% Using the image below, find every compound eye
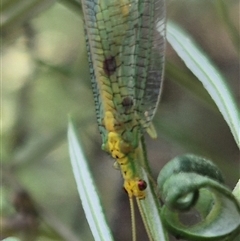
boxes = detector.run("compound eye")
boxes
[138,180,147,191]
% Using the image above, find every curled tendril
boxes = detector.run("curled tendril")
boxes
[157,154,240,241]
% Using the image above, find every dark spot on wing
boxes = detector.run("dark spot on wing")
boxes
[122,96,133,113]
[103,56,116,76]
[122,96,133,107]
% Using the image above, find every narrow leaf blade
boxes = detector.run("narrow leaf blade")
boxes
[137,169,168,241]
[167,21,240,148]
[68,120,114,241]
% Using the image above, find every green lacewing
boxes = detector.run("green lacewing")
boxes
[82,0,165,199]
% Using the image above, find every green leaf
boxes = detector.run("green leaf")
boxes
[167,21,240,148]
[233,179,240,204]
[68,119,114,241]
[2,238,21,241]
[158,154,240,241]
[137,169,168,241]
[131,137,169,241]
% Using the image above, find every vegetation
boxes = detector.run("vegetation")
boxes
[2,0,239,240]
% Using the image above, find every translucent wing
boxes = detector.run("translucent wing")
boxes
[82,0,166,135]
[134,0,166,128]
[85,35,106,141]
[82,0,133,129]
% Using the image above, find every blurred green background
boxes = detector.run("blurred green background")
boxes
[1,0,239,240]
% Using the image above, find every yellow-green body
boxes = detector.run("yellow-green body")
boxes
[103,110,145,198]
